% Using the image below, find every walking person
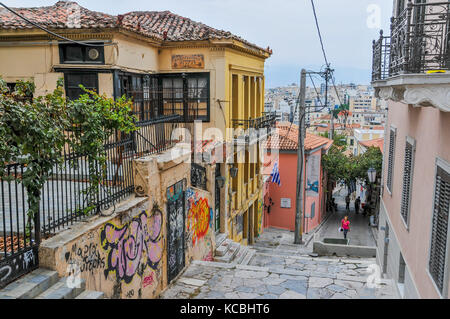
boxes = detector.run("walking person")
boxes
[341,216,350,240]
[345,194,350,212]
[355,196,361,214]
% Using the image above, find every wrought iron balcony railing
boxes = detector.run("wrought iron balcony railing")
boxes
[232,112,277,131]
[372,1,450,82]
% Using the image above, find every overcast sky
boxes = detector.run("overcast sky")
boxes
[4,0,393,88]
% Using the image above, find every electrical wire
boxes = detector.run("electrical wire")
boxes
[0,2,116,47]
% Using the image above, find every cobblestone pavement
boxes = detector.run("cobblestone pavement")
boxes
[160,229,397,299]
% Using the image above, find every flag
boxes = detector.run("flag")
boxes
[271,162,281,186]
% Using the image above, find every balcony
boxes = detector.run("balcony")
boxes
[371,1,450,111]
[232,112,277,145]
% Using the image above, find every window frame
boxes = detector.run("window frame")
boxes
[59,43,105,65]
[63,71,99,101]
[427,157,450,298]
[158,72,211,123]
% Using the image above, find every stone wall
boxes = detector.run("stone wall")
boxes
[38,144,216,299]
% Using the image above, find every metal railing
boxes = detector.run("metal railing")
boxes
[372,30,391,81]
[232,112,277,131]
[0,114,181,288]
[372,1,450,81]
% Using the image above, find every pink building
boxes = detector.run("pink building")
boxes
[372,0,450,299]
[262,123,333,234]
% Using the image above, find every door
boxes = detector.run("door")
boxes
[167,181,185,283]
[215,165,221,233]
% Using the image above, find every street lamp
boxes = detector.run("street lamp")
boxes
[367,167,377,184]
[230,166,239,179]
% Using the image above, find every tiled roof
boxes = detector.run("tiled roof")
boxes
[0,1,116,30]
[0,1,269,53]
[265,122,333,151]
[359,137,384,153]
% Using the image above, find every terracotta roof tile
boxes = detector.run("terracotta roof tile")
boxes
[0,1,117,30]
[265,122,333,151]
[0,1,269,53]
[359,137,384,153]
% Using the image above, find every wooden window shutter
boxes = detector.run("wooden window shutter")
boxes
[387,128,397,193]
[429,164,450,294]
[400,139,415,225]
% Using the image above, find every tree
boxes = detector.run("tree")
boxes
[0,77,136,233]
[322,145,383,188]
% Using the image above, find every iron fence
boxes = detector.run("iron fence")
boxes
[372,1,450,80]
[0,114,181,288]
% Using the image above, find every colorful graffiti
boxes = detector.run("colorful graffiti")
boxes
[100,206,164,284]
[257,199,263,236]
[187,197,211,247]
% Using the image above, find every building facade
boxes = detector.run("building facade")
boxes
[372,0,450,299]
[0,1,272,297]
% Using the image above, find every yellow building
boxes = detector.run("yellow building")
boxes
[0,2,271,248]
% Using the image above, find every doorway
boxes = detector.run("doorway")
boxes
[167,181,185,283]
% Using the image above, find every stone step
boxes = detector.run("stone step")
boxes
[0,268,59,299]
[214,242,240,263]
[215,233,228,248]
[216,238,234,257]
[75,290,105,299]
[241,248,256,266]
[35,277,86,299]
[234,245,249,265]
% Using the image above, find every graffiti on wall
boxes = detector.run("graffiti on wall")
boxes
[257,199,263,236]
[64,242,105,274]
[186,188,211,247]
[100,205,164,284]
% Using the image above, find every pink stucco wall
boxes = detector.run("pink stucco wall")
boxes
[264,149,326,233]
[383,101,450,298]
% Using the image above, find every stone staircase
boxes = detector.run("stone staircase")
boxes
[213,234,256,266]
[0,268,104,299]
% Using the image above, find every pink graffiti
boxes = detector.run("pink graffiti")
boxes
[101,207,163,284]
[143,273,154,288]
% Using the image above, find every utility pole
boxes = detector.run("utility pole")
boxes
[325,66,334,140]
[295,69,306,245]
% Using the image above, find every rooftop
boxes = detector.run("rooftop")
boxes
[265,122,333,151]
[0,1,270,54]
[359,137,384,154]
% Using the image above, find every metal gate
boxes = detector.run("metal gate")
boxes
[167,181,185,283]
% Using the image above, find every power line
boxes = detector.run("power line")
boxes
[0,2,116,47]
[310,0,329,68]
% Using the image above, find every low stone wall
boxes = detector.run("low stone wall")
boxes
[313,241,377,258]
[38,144,217,299]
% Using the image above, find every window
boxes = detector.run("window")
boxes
[386,127,397,193]
[400,138,416,226]
[59,43,105,64]
[119,73,161,122]
[161,73,210,122]
[429,159,450,296]
[64,72,98,100]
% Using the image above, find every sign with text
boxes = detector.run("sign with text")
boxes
[280,198,291,209]
[172,54,205,69]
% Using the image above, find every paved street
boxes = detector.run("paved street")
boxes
[316,190,376,247]
[161,228,396,299]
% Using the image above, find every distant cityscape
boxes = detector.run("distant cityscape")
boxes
[265,83,387,156]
